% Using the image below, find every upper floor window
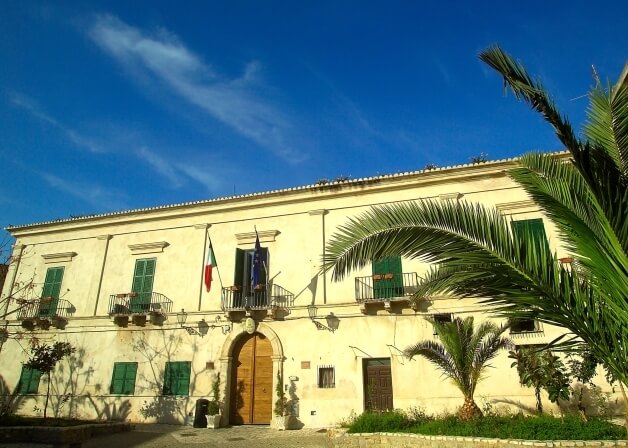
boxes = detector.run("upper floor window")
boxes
[511,218,550,254]
[130,258,156,313]
[39,267,64,317]
[372,256,403,299]
[510,318,541,334]
[233,247,268,297]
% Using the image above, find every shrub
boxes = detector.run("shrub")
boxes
[347,412,626,440]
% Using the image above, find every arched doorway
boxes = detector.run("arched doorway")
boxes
[229,332,273,424]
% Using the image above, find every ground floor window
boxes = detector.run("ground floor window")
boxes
[110,362,138,395]
[18,366,41,394]
[317,365,335,388]
[163,361,191,396]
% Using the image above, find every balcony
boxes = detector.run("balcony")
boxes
[18,298,74,329]
[108,292,173,326]
[221,283,294,319]
[355,272,419,313]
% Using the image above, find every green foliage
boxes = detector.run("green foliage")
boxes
[323,46,628,388]
[273,371,287,417]
[347,412,626,440]
[207,372,220,415]
[404,317,511,419]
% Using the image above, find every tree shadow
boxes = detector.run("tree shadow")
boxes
[0,374,26,419]
[287,379,304,429]
[132,330,207,424]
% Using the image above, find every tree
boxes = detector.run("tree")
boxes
[24,341,75,418]
[509,348,570,415]
[404,316,511,420]
[323,47,627,393]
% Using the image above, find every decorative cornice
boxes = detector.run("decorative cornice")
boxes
[128,241,169,255]
[42,252,77,263]
[308,209,329,216]
[193,224,212,230]
[496,200,537,213]
[438,192,463,201]
[235,230,280,245]
[96,234,113,241]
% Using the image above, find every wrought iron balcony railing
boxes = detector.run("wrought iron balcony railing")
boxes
[221,283,295,312]
[355,272,419,302]
[108,292,173,316]
[17,298,73,321]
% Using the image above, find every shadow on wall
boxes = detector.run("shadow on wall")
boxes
[133,330,208,424]
[0,374,26,419]
[288,379,304,429]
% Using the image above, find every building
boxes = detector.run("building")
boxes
[0,156,614,427]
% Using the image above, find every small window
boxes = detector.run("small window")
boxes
[18,366,41,394]
[110,362,138,395]
[510,319,540,334]
[163,361,191,396]
[318,365,335,388]
[432,313,453,336]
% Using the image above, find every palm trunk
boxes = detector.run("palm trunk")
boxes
[619,382,628,435]
[458,396,483,421]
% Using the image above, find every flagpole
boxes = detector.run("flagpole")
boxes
[209,234,224,290]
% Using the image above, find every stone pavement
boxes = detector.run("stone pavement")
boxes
[82,423,329,448]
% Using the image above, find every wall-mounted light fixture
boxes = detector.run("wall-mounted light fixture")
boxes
[177,309,232,336]
[307,305,340,332]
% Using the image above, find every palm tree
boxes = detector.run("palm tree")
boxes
[323,47,627,392]
[405,317,511,420]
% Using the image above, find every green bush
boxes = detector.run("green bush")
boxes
[347,412,626,440]
[347,410,412,433]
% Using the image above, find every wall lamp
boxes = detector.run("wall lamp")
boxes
[176,309,232,336]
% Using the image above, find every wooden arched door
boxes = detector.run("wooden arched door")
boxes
[229,332,273,424]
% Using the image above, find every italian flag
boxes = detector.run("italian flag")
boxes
[204,241,216,292]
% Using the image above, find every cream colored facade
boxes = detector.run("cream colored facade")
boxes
[0,157,616,427]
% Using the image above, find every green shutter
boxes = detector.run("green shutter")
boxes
[163,361,191,396]
[130,259,156,312]
[39,267,64,316]
[110,362,137,395]
[512,219,550,255]
[18,366,41,394]
[372,256,403,299]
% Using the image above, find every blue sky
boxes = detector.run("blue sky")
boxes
[1,1,627,238]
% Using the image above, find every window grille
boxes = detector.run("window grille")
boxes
[432,313,453,336]
[318,365,335,388]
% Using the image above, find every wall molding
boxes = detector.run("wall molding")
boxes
[128,241,169,255]
[42,252,77,263]
[235,230,280,245]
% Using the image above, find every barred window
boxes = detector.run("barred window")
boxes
[318,365,335,388]
[433,313,453,336]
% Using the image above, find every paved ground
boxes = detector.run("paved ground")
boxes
[82,424,329,448]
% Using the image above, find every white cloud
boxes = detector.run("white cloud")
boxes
[176,162,223,192]
[9,92,104,153]
[41,173,128,211]
[89,14,306,163]
[136,146,184,188]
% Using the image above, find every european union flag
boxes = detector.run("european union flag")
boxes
[251,231,263,289]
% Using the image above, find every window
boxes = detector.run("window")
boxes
[39,267,64,317]
[510,318,541,334]
[18,366,41,394]
[130,259,156,312]
[317,365,335,388]
[372,256,403,299]
[233,248,269,307]
[432,313,453,336]
[511,219,550,254]
[110,362,138,395]
[163,361,191,396]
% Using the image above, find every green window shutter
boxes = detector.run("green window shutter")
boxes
[18,366,41,394]
[163,361,191,396]
[512,219,550,255]
[372,256,403,299]
[131,259,156,312]
[40,267,64,316]
[110,362,138,395]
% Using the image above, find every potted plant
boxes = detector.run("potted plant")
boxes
[206,372,221,428]
[272,371,291,430]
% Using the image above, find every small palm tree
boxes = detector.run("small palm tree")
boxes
[404,316,511,420]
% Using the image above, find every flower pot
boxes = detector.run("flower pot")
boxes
[206,414,221,429]
[271,415,291,430]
